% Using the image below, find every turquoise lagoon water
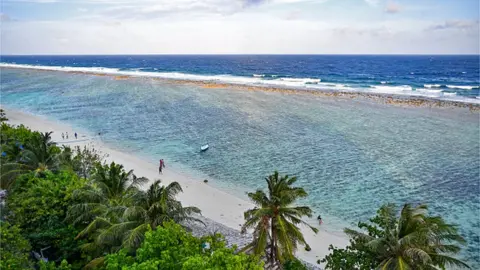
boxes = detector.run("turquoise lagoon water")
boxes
[1,68,479,266]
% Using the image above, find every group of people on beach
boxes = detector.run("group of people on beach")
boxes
[61,132,78,140]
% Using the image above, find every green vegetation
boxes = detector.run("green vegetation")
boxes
[7,171,87,266]
[0,221,32,269]
[103,222,263,270]
[0,113,471,269]
[322,203,470,269]
[241,171,318,266]
[0,119,262,269]
[67,162,203,267]
[0,109,7,122]
[283,258,308,270]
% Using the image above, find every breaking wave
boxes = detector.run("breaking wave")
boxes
[1,63,479,104]
[446,85,479,90]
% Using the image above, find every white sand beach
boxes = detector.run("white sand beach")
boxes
[3,107,349,267]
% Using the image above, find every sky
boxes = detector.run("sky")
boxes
[0,0,479,55]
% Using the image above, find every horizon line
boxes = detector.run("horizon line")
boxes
[1,53,479,57]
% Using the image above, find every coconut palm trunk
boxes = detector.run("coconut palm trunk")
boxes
[270,217,276,264]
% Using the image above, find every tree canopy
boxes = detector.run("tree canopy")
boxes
[103,221,264,270]
[322,203,470,270]
[241,171,318,266]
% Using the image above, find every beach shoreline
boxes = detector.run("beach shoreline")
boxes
[2,106,349,267]
[1,65,479,110]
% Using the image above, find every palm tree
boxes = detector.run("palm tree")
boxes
[25,131,57,164]
[241,171,318,266]
[68,164,202,268]
[91,162,147,200]
[1,132,59,189]
[345,204,470,270]
[67,162,147,227]
[91,180,202,252]
[66,162,148,267]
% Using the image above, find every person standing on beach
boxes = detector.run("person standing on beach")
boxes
[75,132,78,139]
[317,215,323,225]
[61,133,65,140]
[66,132,69,139]
[159,159,165,174]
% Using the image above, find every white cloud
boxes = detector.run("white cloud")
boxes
[98,0,247,19]
[385,1,401,14]
[0,13,11,22]
[428,20,479,31]
[364,0,381,7]
[5,0,58,2]
[1,0,478,55]
[2,17,478,55]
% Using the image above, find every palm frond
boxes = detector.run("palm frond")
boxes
[122,223,149,250]
[403,247,432,265]
[428,253,471,269]
[76,217,112,239]
[84,256,105,270]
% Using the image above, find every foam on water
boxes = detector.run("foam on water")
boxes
[1,62,479,104]
[278,78,321,84]
[424,84,442,88]
[446,85,479,90]
[370,85,413,92]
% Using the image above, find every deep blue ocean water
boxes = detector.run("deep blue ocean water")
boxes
[1,55,479,101]
[1,55,479,266]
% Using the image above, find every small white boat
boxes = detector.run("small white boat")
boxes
[200,144,209,152]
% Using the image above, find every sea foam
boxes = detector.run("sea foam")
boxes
[446,85,479,90]
[1,63,479,104]
[424,84,442,88]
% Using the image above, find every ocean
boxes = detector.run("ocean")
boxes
[1,55,479,102]
[1,55,479,266]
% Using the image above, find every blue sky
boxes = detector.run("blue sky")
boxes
[0,0,478,54]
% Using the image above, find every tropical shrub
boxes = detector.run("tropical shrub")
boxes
[0,221,33,269]
[59,145,105,179]
[38,260,73,270]
[283,258,308,270]
[103,222,264,270]
[0,108,7,122]
[5,170,87,265]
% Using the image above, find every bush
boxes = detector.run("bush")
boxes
[6,171,87,265]
[0,221,32,269]
[38,260,72,270]
[283,258,308,270]
[103,222,264,270]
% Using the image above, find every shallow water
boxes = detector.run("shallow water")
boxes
[1,68,479,266]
